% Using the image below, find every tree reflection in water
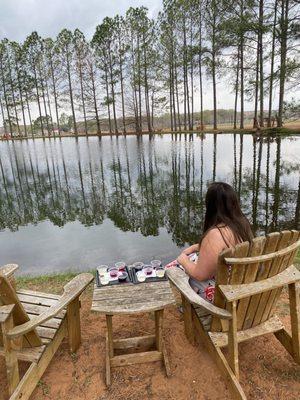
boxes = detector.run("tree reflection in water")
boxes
[0,134,299,246]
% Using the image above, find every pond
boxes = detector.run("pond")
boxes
[0,133,299,275]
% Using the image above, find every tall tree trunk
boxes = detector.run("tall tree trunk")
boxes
[66,50,77,135]
[78,58,88,135]
[174,59,181,131]
[104,64,112,134]
[90,65,101,134]
[233,47,240,130]
[49,57,60,135]
[33,64,44,136]
[259,0,264,127]
[15,60,27,137]
[108,49,118,134]
[118,34,126,133]
[0,59,13,135]
[7,54,21,136]
[253,40,260,129]
[268,0,278,127]
[38,62,51,135]
[277,0,289,127]
[24,88,34,138]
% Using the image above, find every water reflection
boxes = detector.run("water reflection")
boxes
[0,134,299,272]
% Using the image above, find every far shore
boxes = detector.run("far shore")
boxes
[1,124,300,142]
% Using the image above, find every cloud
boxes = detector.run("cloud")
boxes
[0,0,161,42]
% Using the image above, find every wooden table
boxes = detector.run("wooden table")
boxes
[91,280,175,386]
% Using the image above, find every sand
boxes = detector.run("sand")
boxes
[1,290,299,400]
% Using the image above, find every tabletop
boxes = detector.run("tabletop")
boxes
[91,280,175,315]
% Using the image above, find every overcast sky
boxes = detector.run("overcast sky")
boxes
[0,0,298,112]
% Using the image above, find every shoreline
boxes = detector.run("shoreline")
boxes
[1,126,300,142]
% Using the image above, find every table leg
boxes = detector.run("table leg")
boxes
[155,309,171,377]
[155,309,163,351]
[106,315,113,386]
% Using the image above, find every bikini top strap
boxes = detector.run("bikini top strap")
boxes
[217,226,231,248]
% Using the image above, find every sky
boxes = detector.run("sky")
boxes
[0,0,298,113]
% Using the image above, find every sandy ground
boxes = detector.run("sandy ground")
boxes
[1,289,300,400]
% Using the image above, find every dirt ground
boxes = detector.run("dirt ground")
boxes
[1,288,300,400]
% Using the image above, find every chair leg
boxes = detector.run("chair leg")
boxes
[192,308,246,400]
[2,313,20,396]
[228,301,239,380]
[288,282,300,363]
[67,297,81,352]
[181,295,195,345]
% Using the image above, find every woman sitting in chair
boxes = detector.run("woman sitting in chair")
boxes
[177,182,253,303]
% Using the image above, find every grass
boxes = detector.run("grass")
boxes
[16,270,95,294]
[295,249,300,266]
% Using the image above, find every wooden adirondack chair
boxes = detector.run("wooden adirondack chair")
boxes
[167,230,300,400]
[0,264,94,400]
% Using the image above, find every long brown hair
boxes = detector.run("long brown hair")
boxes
[201,182,253,244]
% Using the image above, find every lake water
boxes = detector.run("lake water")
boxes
[0,133,299,275]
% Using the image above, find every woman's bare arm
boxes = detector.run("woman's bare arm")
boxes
[177,229,227,281]
[182,243,199,255]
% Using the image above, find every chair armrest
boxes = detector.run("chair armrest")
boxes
[166,268,232,320]
[219,265,300,302]
[0,264,19,278]
[0,305,15,324]
[6,273,94,339]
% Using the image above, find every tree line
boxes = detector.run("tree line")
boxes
[0,0,299,137]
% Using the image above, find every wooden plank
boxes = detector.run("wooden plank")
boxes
[264,231,300,321]
[253,231,292,326]
[9,319,67,400]
[155,309,164,352]
[0,304,15,323]
[27,313,61,330]
[17,293,60,307]
[105,334,111,387]
[91,300,175,315]
[0,345,45,363]
[1,311,20,395]
[17,289,61,300]
[223,242,250,333]
[211,247,233,332]
[219,265,300,301]
[0,264,19,278]
[182,295,195,344]
[242,233,280,329]
[288,281,300,363]
[110,350,163,367]
[192,308,247,400]
[209,315,284,348]
[106,315,113,358]
[36,326,57,340]
[274,329,294,358]
[227,301,239,380]
[0,275,42,347]
[224,237,300,264]
[92,292,174,306]
[236,236,266,330]
[67,297,81,352]
[93,281,169,296]
[8,273,93,339]
[93,287,173,301]
[22,303,65,320]
[113,335,155,350]
[162,343,171,377]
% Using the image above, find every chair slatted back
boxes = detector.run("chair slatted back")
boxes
[0,274,42,347]
[211,230,300,333]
